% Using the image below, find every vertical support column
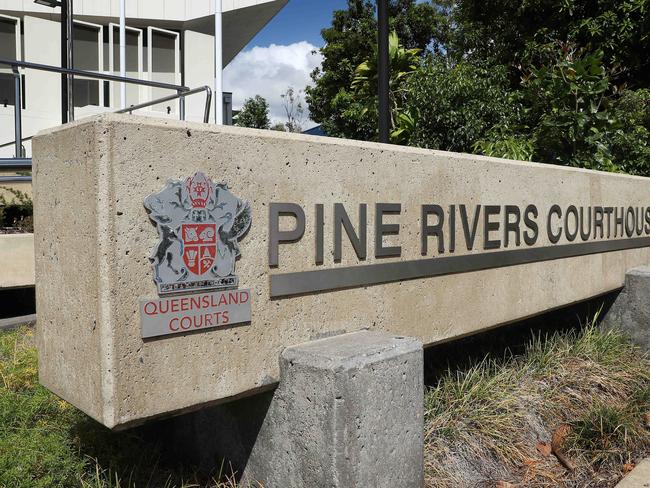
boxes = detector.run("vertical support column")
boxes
[602,266,650,352]
[214,0,223,125]
[66,0,74,122]
[178,90,186,121]
[13,68,22,158]
[60,0,68,123]
[377,0,390,143]
[243,330,424,487]
[119,0,126,109]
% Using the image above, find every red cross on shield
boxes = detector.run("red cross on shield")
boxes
[181,223,217,276]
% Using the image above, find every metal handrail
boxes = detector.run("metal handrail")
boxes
[0,176,31,183]
[0,136,31,150]
[0,58,214,175]
[0,58,189,92]
[116,85,213,124]
[0,158,31,168]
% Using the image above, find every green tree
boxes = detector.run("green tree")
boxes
[519,42,619,171]
[235,95,270,129]
[451,0,650,88]
[351,31,421,142]
[305,0,450,140]
[404,58,524,152]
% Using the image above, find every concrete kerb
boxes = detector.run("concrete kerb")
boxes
[168,329,424,487]
[602,266,650,352]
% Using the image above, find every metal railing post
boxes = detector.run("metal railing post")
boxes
[178,89,186,121]
[203,87,212,124]
[13,67,22,159]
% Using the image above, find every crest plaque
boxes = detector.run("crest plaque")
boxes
[144,171,251,295]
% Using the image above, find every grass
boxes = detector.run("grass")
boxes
[424,321,650,487]
[2,320,648,487]
[0,327,256,488]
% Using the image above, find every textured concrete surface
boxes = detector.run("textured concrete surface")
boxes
[33,114,650,428]
[615,458,650,487]
[0,234,35,289]
[603,267,650,351]
[242,330,423,487]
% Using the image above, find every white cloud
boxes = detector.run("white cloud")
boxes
[224,41,323,129]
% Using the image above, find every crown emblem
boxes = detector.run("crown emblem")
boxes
[186,172,213,209]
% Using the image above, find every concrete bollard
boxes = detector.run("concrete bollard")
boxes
[240,329,424,487]
[602,266,650,352]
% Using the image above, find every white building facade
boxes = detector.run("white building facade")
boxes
[0,0,287,157]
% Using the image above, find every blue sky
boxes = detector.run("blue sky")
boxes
[245,0,349,48]
[224,0,350,127]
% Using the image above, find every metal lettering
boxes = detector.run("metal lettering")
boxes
[504,205,521,248]
[421,205,445,255]
[548,205,562,244]
[460,204,481,250]
[375,203,402,258]
[268,203,305,267]
[483,205,501,250]
[334,203,367,261]
[523,205,538,246]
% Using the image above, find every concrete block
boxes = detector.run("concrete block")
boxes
[615,457,650,487]
[0,234,35,289]
[239,330,424,487]
[603,266,650,351]
[32,115,650,428]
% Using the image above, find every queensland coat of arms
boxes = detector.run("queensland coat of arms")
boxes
[144,171,251,295]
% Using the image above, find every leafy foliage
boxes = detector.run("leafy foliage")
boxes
[234,95,270,130]
[307,0,650,175]
[0,187,33,232]
[404,59,524,152]
[351,31,421,142]
[519,42,620,171]
[305,0,450,140]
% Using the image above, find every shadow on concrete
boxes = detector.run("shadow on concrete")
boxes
[0,286,35,319]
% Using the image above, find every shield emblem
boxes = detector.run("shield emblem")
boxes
[181,223,217,275]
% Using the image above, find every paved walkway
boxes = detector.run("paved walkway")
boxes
[616,458,650,488]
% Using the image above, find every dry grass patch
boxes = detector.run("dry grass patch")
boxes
[424,322,650,488]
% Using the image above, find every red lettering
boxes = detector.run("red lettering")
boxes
[239,290,249,303]
[194,314,204,328]
[202,295,210,308]
[159,300,169,314]
[144,302,157,315]
[228,291,239,304]
[222,310,230,324]
[205,313,214,327]
[218,294,228,306]
[170,299,179,313]
[169,317,179,331]
[180,316,192,330]
[191,296,201,309]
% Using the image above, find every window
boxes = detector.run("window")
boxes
[147,27,180,114]
[108,23,143,108]
[72,21,103,108]
[0,15,21,108]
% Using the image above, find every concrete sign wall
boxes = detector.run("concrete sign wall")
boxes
[33,114,650,429]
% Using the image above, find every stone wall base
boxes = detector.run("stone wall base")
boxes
[602,266,650,352]
[168,330,424,487]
